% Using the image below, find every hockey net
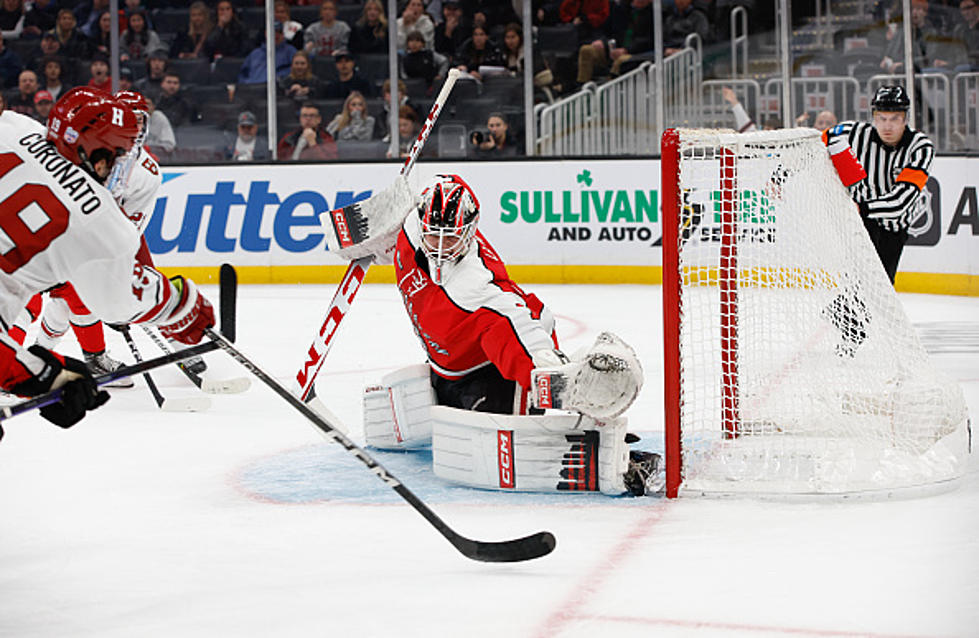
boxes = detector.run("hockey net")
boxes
[661,127,970,498]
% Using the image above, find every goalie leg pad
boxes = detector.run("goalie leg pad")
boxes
[532,332,644,419]
[363,364,436,449]
[430,406,631,495]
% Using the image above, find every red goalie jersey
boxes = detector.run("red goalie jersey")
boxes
[0,111,199,390]
[393,216,559,393]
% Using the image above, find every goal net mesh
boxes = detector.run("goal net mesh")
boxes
[666,127,970,496]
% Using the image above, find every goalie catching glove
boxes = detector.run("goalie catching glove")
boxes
[323,175,420,265]
[530,332,643,419]
[10,345,110,428]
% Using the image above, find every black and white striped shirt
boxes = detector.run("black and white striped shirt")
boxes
[831,121,934,232]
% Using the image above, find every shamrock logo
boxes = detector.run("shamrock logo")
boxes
[576,169,593,187]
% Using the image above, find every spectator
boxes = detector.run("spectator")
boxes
[38,55,68,100]
[350,0,388,54]
[89,10,113,58]
[32,88,53,123]
[397,0,434,50]
[454,24,503,79]
[143,93,176,155]
[279,50,323,103]
[952,0,979,69]
[155,72,198,126]
[23,0,58,38]
[5,68,36,116]
[434,0,467,57]
[721,86,757,132]
[402,29,448,87]
[558,0,609,45]
[225,110,269,161]
[0,0,25,40]
[277,103,339,160]
[0,32,23,89]
[323,49,373,98]
[239,22,297,85]
[135,48,168,99]
[663,0,710,56]
[120,9,161,62]
[275,1,304,50]
[471,111,521,156]
[881,0,963,72]
[326,90,376,141]
[87,56,111,92]
[204,0,248,60]
[75,0,111,39]
[118,65,134,91]
[461,0,519,31]
[374,77,417,139]
[386,103,418,157]
[49,9,91,60]
[601,0,654,77]
[304,0,351,57]
[170,1,212,60]
[796,109,839,130]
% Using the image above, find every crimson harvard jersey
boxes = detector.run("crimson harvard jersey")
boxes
[394,217,558,389]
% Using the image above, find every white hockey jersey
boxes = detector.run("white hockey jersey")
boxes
[115,146,162,233]
[0,111,182,389]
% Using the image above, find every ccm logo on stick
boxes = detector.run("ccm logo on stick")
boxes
[497,430,515,488]
[536,374,552,409]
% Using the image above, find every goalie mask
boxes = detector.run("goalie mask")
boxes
[417,174,480,284]
[47,87,140,185]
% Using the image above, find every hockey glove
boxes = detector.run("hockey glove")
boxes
[10,346,110,428]
[823,126,867,187]
[158,276,215,345]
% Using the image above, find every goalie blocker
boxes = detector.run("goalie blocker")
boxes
[363,359,657,495]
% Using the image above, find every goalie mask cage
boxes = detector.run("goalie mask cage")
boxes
[660,128,970,498]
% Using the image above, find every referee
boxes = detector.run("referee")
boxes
[823,85,935,284]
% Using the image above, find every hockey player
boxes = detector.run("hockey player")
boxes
[0,90,215,441]
[358,174,655,495]
[821,85,934,356]
[822,85,934,284]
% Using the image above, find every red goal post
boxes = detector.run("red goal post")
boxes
[660,127,970,499]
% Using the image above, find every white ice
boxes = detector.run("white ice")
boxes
[1,284,977,638]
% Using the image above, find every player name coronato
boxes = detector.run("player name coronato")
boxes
[18,133,103,214]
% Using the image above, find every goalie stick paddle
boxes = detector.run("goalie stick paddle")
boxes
[205,328,555,563]
[0,340,220,422]
[294,69,463,402]
[119,326,211,412]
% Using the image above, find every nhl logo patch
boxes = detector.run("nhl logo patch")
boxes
[64,127,78,144]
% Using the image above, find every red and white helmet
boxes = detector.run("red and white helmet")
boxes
[46,87,140,181]
[417,174,480,283]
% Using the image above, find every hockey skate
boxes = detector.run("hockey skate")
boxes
[623,450,663,496]
[84,351,135,388]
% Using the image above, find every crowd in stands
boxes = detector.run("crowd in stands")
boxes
[1,0,977,161]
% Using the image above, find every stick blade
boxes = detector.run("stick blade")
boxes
[456,531,556,563]
[200,377,252,395]
[219,263,237,342]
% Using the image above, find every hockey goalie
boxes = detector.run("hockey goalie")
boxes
[336,174,657,495]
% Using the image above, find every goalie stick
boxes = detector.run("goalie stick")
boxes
[119,325,211,412]
[0,340,220,422]
[205,324,555,563]
[294,69,463,402]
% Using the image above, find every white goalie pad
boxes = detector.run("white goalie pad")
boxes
[531,332,644,419]
[362,364,436,449]
[323,176,420,265]
[430,407,631,495]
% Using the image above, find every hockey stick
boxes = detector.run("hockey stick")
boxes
[0,340,220,422]
[140,326,251,395]
[294,69,463,402]
[206,326,555,563]
[119,325,211,412]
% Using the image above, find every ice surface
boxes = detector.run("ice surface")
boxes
[1,284,976,637]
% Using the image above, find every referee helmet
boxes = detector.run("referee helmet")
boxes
[871,85,910,113]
